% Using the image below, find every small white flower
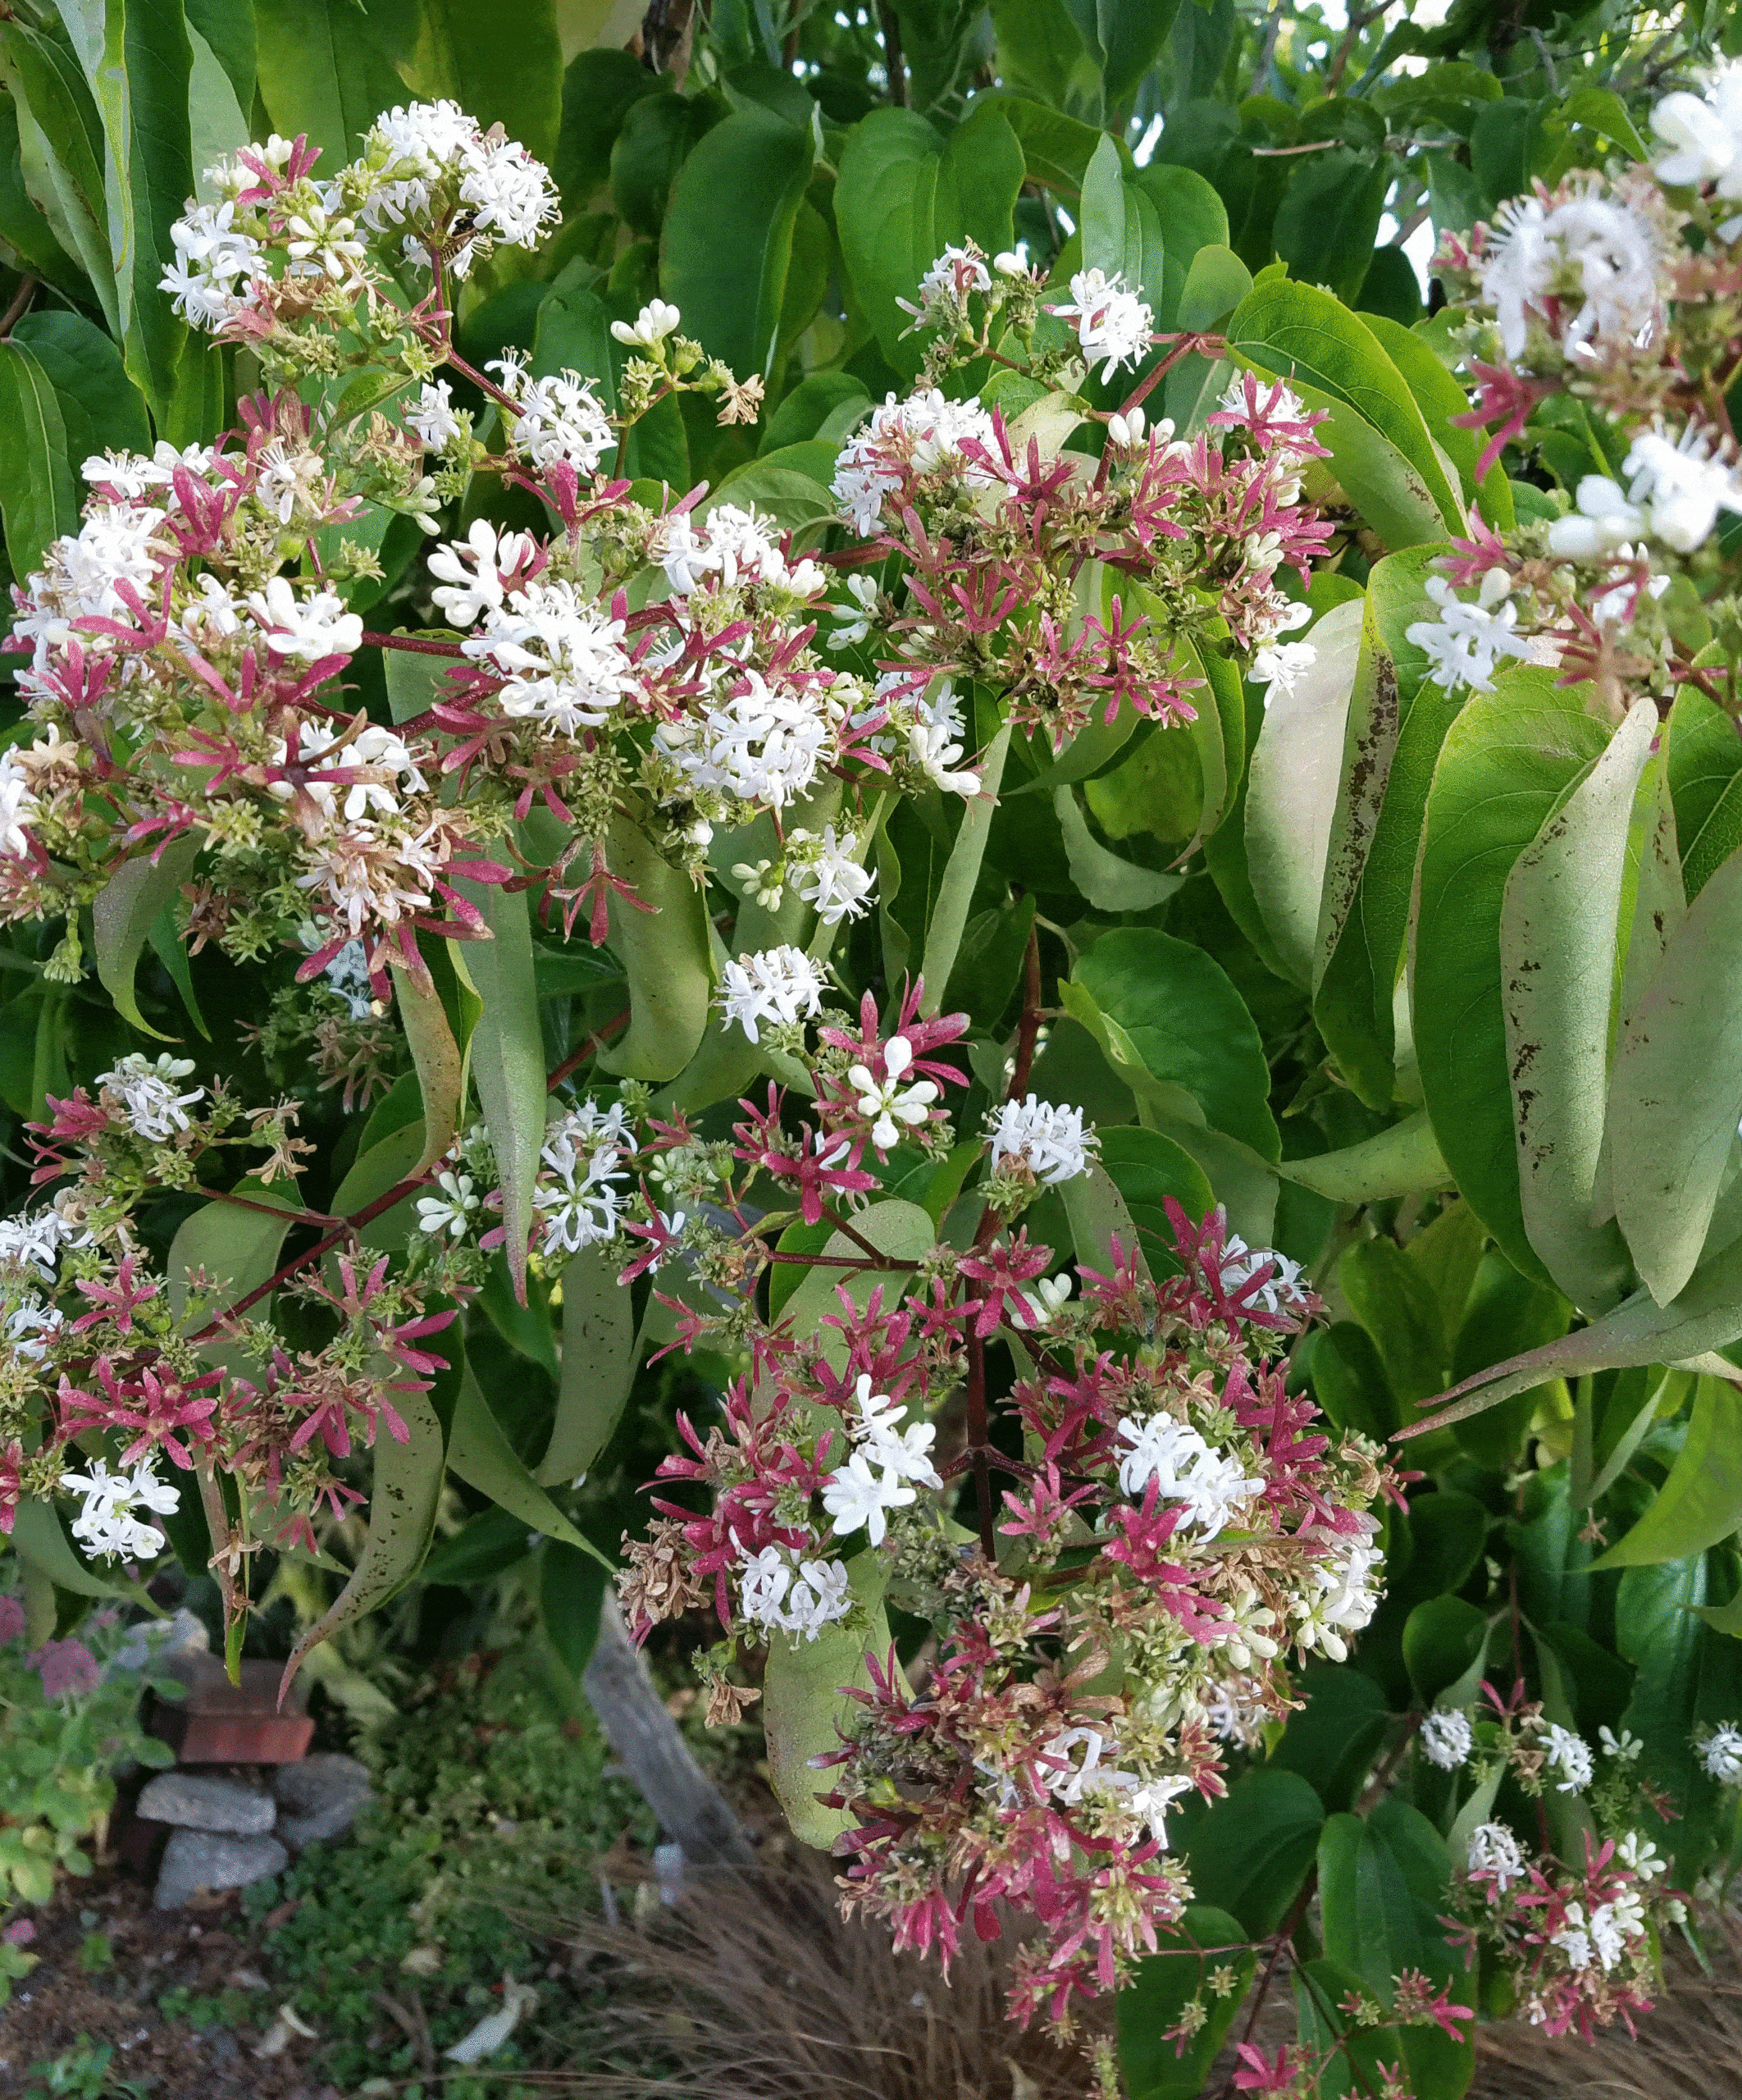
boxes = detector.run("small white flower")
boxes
[1539,1720,1595,1792]
[717,944,828,1045]
[1465,1819,1526,1890]
[1622,420,1742,553]
[987,1095,1097,1185]
[896,243,992,328]
[1218,1234,1311,1318]
[1553,1915,1594,1970]
[407,379,463,451]
[98,1053,205,1142]
[789,825,876,924]
[1251,638,1316,708]
[429,518,538,627]
[993,244,1030,276]
[1698,1719,1742,1783]
[1545,474,1646,559]
[60,1457,178,1561]
[1651,62,1742,218]
[828,573,879,651]
[1616,1828,1666,1879]
[820,1449,917,1546]
[907,719,981,797]
[0,753,41,859]
[1404,571,1534,694]
[1598,1724,1643,1765]
[244,576,364,662]
[1419,1708,1474,1770]
[610,299,682,349]
[1106,406,1147,451]
[1050,267,1154,378]
[831,389,997,536]
[847,1034,939,1152]
[415,1169,481,1240]
[1480,179,1662,363]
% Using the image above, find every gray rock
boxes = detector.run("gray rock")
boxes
[137,1771,275,1835]
[271,1752,372,1848]
[153,1828,287,1911]
[109,1608,209,1676]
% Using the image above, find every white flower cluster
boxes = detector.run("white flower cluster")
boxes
[1217,1234,1311,1318]
[1466,1819,1527,1889]
[270,719,426,829]
[896,241,992,329]
[1051,267,1155,378]
[1548,427,1742,560]
[97,1054,205,1142]
[1113,1411,1262,1536]
[987,1094,1097,1185]
[1420,1707,1475,1770]
[1652,59,1742,240]
[414,1167,481,1241]
[1296,1534,1384,1663]
[1037,1724,1194,1842]
[160,195,267,328]
[735,1543,852,1641]
[660,502,825,601]
[363,100,559,275]
[819,1373,943,1547]
[718,944,829,1044]
[658,669,832,812]
[462,579,634,737]
[831,389,997,536]
[1539,1720,1595,1792]
[1480,178,1662,363]
[59,1457,179,1561]
[489,354,614,475]
[535,1100,637,1257]
[1554,1888,1648,1973]
[1698,1719,1742,1783]
[1405,571,1536,695]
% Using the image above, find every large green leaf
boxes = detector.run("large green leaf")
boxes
[166,1178,302,1326]
[1318,1798,1458,1994]
[1340,1236,1444,1405]
[396,0,562,162]
[1272,148,1389,304]
[1079,130,1165,313]
[1118,1905,1255,2100]
[0,338,79,587]
[763,1550,891,1846]
[450,880,546,1300]
[0,97,88,301]
[254,0,404,162]
[280,1381,447,1697]
[1594,1378,1742,1569]
[92,838,202,1039]
[1225,279,1466,539]
[1500,699,1653,1311]
[595,815,714,1084]
[919,725,1011,1012]
[536,1244,638,1486]
[88,0,196,418]
[11,309,149,466]
[1177,1767,1324,1938]
[1277,1112,1452,1203]
[1071,927,1279,1160]
[1413,678,1608,1285]
[659,105,813,381]
[1610,848,1742,1306]
[1243,598,1365,986]
[392,965,463,1176]
[1294,1953,1474,2100]
[1362,311,1513,530]
[834,102,1024,372]
[0,21,117,332]
[445,1367,613,1571]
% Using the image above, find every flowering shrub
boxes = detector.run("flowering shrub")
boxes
[4,3,1742,2095]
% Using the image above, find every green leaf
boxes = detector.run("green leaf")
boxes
[1340,1236,1445,1405]
[541,1536,608,1678]
[1270,1665,1392,1812]
[659,105,813,381]
[1617,1551,1742,1874]
[421,1505,535,1586]
[835,102,1024,373]
[536,1243,638,1486]
[554,45,660,206]
[11,310,148,468]
[445,1366,614,1572]
[1132,162,1228,326]
[0,339,78,587]
[1667,688,1742,890]
[1177,1767,1324,1938]
[1118,1905,1256,2100]
[449,880,546,1299]
[399,0,563,162]
[1079,131,1165,313]
[1404,1595,1488,1703]
[595,814,714,1084]
[1053,783,1181,911]
[392,966,463,1176]
[1097,1125,1215,1258]
[763,1551,891,1845]
[1090,0,1185,102]
[1501,699,1654,1311]
[280,1377,448,1695]
[1072,933,1279,1162]
[978,91,1101,194]
[1273,148,1389,304]
[1062,1157,1153,1280]
[1362,313,1512,530]
[1225,278,1466,539]
[0,97,89,301]
[1414,677,1609,1286]
[1560,83,1649,162]
[166,1178,301,1326]
[777,1199,935,1369]
[0,22,117,332]
[1594,1378,1742,1569]
[1317,1798,1458,1994]
[185,0,253,108]
[1243,598,1365,986]
[9,1496,154,1604]
[89,0,196,419]
[254,0,404,162]
[1276,1112,1452,1203]
[1293,1953,1474,2100]
[919,725,1010,1014]
[1610,848,1742,1306]
[92,838,202,1039]
[186,20,249,203]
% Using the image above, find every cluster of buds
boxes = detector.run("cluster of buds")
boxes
[1415,58,1742,721]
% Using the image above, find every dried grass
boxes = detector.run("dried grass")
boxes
[513,1854,1103,2099]
[1471,1913,1742,2100]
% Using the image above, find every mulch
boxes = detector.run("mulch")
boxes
[0,1860,331,2099]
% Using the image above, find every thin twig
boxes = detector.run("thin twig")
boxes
[878,0,908,106]
[0,275,39,339]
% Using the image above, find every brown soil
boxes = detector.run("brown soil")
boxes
[0,1861,331,2100]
